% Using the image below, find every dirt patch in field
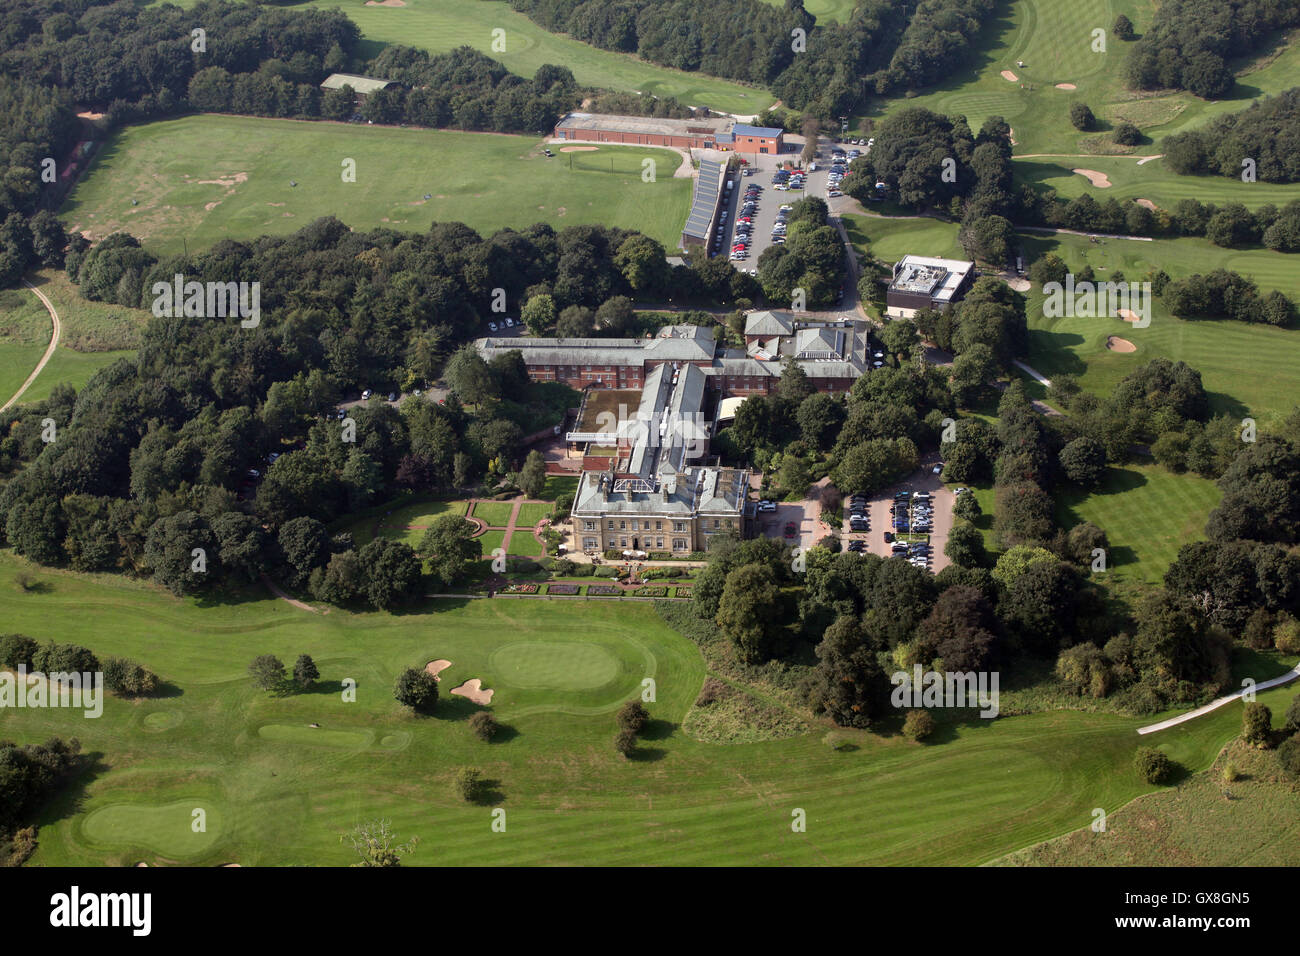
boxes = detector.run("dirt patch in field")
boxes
[425,659,452,680]
[1007,277,1031,292]
[560,146,599,152]
[1072,168,1112,187]
[450,678,494,705]
[77,111,106,120]
[194,172,249,187]
[1137,198,1158,210]
[1106,335,1136,352]
[556,206,567,216]
[1000,70,1019,82]
[266,202,285,207]
[1055,83,1077,90]
[204,201,221,211]
[1008,127,1017,145]
[364,0,405,5]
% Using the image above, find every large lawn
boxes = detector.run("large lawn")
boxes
[61,115,693,254]
[0,551,1289,866]
[1055,463,1221,583]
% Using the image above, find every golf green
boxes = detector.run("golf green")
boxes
[80,800,223,859]
[489,641,623,691]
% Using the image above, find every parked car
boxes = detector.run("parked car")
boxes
[361,389,372,400]
[488,321,498,331]
[783,521,799,538]
[758,500,777,512]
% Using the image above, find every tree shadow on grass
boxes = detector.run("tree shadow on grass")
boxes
[627,746,667,763]
[144,679,185,700]
[486,722,520,744]
[1232,646,1297,685]
[638,718,676,742]
[433,694,482,722]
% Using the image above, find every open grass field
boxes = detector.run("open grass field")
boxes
[996,726,1300,865]
[1055,463,1221,583]
[0,287,50,405]
[755,0,859,24]
[842,212,964,265]
[61,115,693,254]
[1,550,1293,866]
[515,502,553,528]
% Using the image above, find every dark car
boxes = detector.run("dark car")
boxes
[883,531,894,543]
[784,521,799,538]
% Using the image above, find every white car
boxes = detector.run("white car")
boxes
[488,321,498,331]
[361,389,372,400]
[757,500,777,512]
[504,318,515,327]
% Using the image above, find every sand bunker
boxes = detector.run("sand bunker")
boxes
[1136,198,1157,210]
[1106,335,1136,352]
[1001,70,1019,82]
[560,146,599,152]
[425,659,452,681]
[1007,277,1031,292]
[450,678,494,705]
[1117,309,1142,323]
[204,201,221,211]
[1073,168,1112,187]
[1009,127,1017,145]
[364,0,405,5]
[77,111,105,120]
[1055,83,1077,90]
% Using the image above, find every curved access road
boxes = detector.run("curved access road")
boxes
[0,278,61,412]
[1137,664,1300,735]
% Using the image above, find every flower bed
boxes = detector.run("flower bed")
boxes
[587,584,622,596]
[629,586,668,597]
[502,582,538,594]
[546,583,580,595]
[674,587,693,598]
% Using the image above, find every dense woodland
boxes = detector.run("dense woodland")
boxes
[0,215,762,608]
[1163,87,1300,183]
[509,0,996,115]
[1123,0,1300,98]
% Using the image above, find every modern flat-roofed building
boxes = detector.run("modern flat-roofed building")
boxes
[319,73,400,96]
[886,255,977,318]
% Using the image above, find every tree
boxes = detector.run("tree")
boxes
[419,514,482,587]
[805,615,891,729]
[521,293,557,335]
[1113,121,1141,146]
[1113,13,1135,39]
[453,767,486,802]
[556,305,595,337]
[519,449,547,499]
[614,729,638,758]
[358,539,422,610]
[953,492,982,523]
[143,510,216,596]
[394,667,439,713]
[248,654,286,691]
[944,523,987,568]
[1069,103,1096,131]
[444,345,497,405]
[1279,735,1300,777]
[715,563,784,663]
[902,710,936,741]
[1059,436,1107,486]
[1133,746,1175,784]
[469,711,499,741]
[293,654,320,689]
[1242,702,1273,747]
[342,819,419,867]
[1055,642,1112,698]
[617,700,649,734]
[595,296,636,335]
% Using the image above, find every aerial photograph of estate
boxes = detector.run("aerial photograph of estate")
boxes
[0,0,1297,925]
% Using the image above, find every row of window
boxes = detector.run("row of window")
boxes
[583,537,690,551]
[584,518,735,532]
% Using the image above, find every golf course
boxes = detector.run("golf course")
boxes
[2,549,1295,866]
